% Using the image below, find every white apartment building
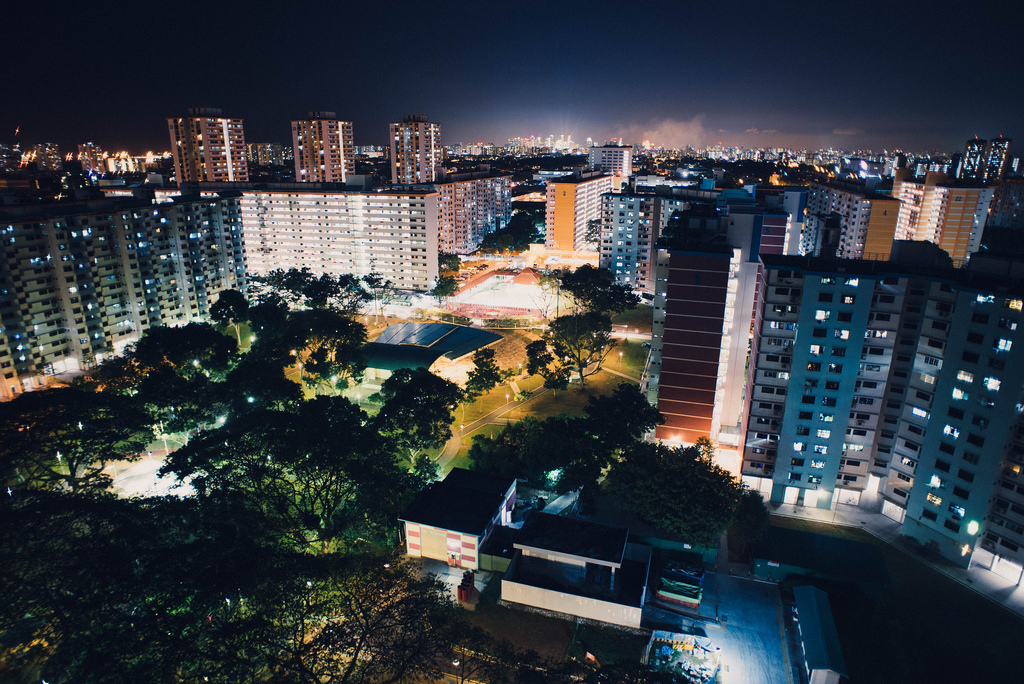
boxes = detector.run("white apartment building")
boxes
[240,187,440,291]
[390,115,442,184]
[292,112,355,183]
[588,145,633,178]
[433,173,511,254]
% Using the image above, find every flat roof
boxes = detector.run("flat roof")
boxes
[514,512,628,567]
[371,322,502,361]
[399,468,515,537]
[793,586,849,677]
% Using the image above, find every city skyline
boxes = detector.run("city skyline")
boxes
[5,1,1024,155]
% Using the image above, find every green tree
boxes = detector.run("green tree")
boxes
[732,488,771,550]
[583,382,663,452]
[438,251,461,273]
[468,416,550,482]
[606,438,743,546]
[209,288,250,346]
[132,322,238,380]
[559,264,640,315]
[362,270,398,325]
[0,388,152,495]
[430,274,459,308]
[264,554,464,684]
[289,308,367,394]
[163,397,411,554]
[526,312,615,388]
[253,268,369,316]
[373,368,463,462]
[464,347,513,402]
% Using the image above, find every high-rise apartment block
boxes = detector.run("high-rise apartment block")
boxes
[167,108,248,183]
[804,181,901,259]
[247,142,288,167]
[76,143,106,174]
[292,112,355,183]
[0,195,246,400]
[958,136,1012,184]
[433,172,511,254]
[588,145,633,178]
[738,244,1024,572]
[390,115,442,184]
[239,185,439,291]
[646,203,788,472]
[545,171,612,252]
[892,170,993,264]
[31,143,62,171]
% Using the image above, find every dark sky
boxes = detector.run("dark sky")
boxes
[5,0,1023,155]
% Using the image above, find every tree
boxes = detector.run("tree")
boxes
[583,218,601,246]
[264,554,464,684]
[0,388,152,495]
[438,251,461,273]
[252,268,369,316]
[559,264,640,315]
[132,322,238,381]
[583,382,663,452]
[209,288,250,346]
[430,274,459,308]
[732,488,770,549]
[464,347,513,402]
[362,270,398,325]
[526,312,615,388]
[289,309,367,394]
[468,416,550,482]
[605,438,743,547]
[373,368,463,461]
[163,397,412,553]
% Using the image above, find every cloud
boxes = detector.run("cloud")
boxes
[613,115,709,149]
[744,128,778,135]
[833,128,864,136]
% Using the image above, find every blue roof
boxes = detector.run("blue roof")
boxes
[366,323,501,372]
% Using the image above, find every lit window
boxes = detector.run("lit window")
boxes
[1008,299,1023,311]
[844,278,859,287]
[813,445,828,454]
[811,460,826,469]
[819,413,834,422]
[927,492,942,505]
[957,370,974,383]
[949,504,965,518]
[996,338,1012,352]
[912,406,929,418]
[943,425,960,439]
[809,344,822,355]
[815,310,831,321]
[929,474,943,489]
[952,388,967,400]
[984,377,1001,392]
[793,442,806,451]
[816,429,831,438]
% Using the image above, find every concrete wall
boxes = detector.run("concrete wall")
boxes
[501,578,642,628]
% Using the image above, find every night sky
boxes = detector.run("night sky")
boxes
[5,0,1024,155]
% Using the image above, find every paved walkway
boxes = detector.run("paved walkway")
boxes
[436,386,551,471]
[768,489,1024,620]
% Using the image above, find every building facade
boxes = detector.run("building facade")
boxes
[0,195,246,400]
[390,115,442,184]
[167,108,248,184]
[588,145,633,178]
[646,203,789,473]
[545,171,612,252]
[239,185,440,291]
[958,136,1012,184]
[739,246,1024,574]
[803,181,901,259]
[432,172,511,254]
[892,170,993,264]
[292,112,355,183]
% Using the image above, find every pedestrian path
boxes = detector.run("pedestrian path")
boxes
[768,493,1024,620]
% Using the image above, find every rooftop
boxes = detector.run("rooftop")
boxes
[398,468,514,537]
[514,512,629,566]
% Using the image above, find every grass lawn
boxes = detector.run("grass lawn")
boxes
[770,517,1024,683]
[611,305,654,334]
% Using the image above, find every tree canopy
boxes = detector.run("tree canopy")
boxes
[559,264,640,315]
[605,438,743,547]
[526,312,615,388]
